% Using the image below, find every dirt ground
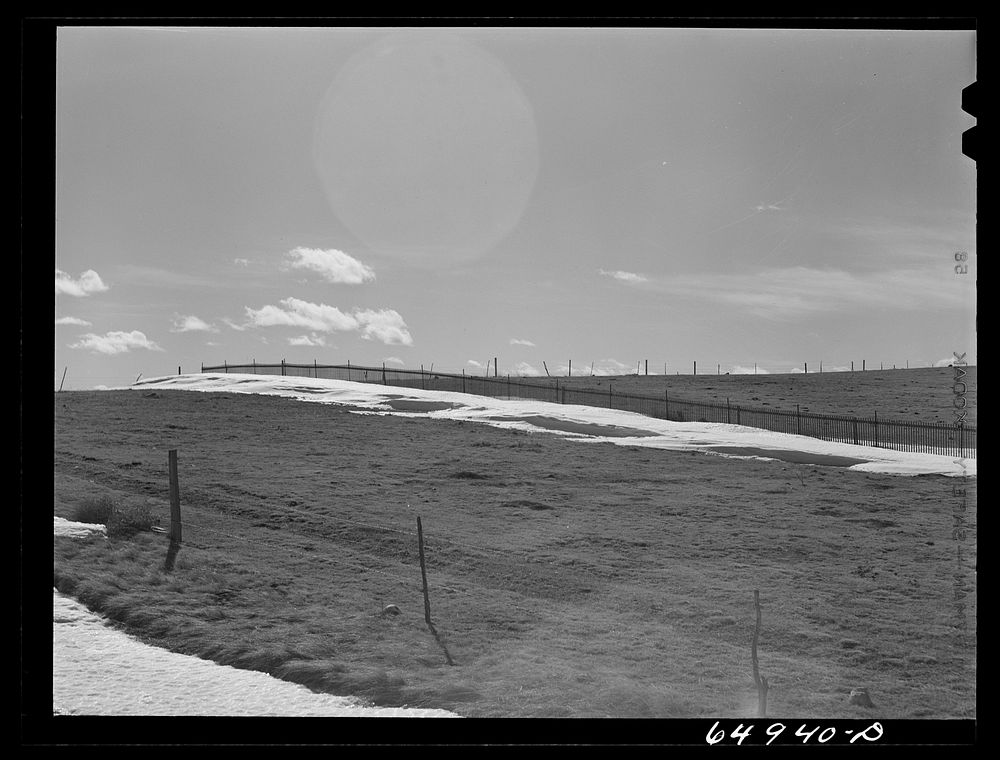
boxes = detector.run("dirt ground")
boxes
[52,386,976,719]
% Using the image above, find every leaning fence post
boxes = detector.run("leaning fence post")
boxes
[416,515,455,666]
[417,516,432,625]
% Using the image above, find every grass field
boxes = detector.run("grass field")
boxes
[491,366,977,426]
[52,371,976,718]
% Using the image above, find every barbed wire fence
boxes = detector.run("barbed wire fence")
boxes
[200,361,976,459]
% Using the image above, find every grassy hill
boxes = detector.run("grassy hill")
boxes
[52,384,976,720]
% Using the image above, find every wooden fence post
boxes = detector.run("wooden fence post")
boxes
[415,515,455,666]
[58,367,68,392]
[752,590,769,717]
[417,516,432,625]
[665,389,669,420]
[281,359,286,376]
[796,404,802,435]
[853,417,859,446]
[164,449,183,572]
[168,450,181,543]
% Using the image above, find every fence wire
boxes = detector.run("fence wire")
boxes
[203,362,977,458]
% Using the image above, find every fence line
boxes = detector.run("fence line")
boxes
[201,362,976,459]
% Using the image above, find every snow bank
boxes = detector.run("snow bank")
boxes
[134,374,976,478]
[53,517,459,717]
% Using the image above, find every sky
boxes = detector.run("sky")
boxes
[51,24,977,390]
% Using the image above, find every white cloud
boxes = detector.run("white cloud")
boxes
[513,361,541,376]
[646,266,973,320]
[55,269,109,297]
[598,269,648,284]
[933,357,959,367]
[288,334,327,347]
[245,298,359,332]
[467,359,487,369]
[55,316,91,326]
[589,359,635,376]
[354,309,413,346]
[509,338,536,347]
[171,315,218,333]
[244,299,412,346]
[731,365,769,375]
[754,203,785,212]
[69,330,163,355]
[222,317,249,332]
[286,247,375,284]
[384,356,405,366]
[234,258,250,267]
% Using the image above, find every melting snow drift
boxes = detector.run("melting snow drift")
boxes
[52,518,458,717]
[132,373,974,478]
